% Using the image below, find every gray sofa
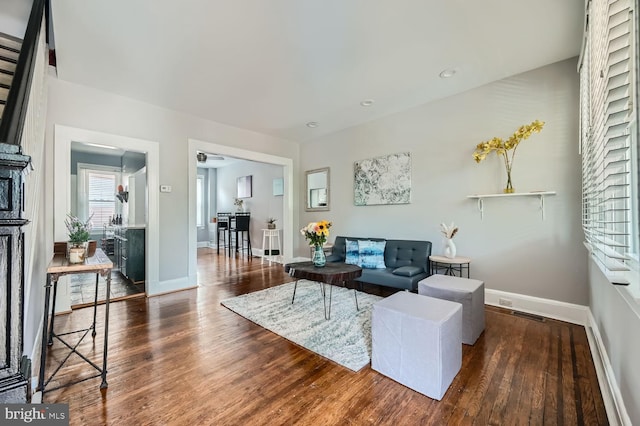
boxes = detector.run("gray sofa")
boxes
[325,236,432,291]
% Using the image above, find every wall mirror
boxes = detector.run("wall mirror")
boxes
[305,167,330,211]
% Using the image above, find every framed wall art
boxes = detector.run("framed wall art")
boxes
[354,152,411,206]
[272,177,284,196]
[237,175,253,198]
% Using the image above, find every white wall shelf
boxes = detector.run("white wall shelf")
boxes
[466,191,557,220]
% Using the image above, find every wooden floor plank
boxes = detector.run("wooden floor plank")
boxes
[40,249,608,425]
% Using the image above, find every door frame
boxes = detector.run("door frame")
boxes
[187,138,294,284]
[54,124,160,312]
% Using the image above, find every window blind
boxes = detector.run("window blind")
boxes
[88,171,116,229]
[581,0,635,283]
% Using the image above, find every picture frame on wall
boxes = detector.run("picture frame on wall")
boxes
[354,152,411,206]
[237,175,252,198]
[272,178,284,196]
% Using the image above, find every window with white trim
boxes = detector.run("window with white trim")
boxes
[197,175,204,228]
[580,0,638,287]
[77,163,120,230]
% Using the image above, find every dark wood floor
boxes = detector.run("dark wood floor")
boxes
[42,248,608,425]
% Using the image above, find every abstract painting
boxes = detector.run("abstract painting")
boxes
[354,152,411,206]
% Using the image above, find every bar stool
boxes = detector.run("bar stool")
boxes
[230,213,251,256]
[216,212,231,254]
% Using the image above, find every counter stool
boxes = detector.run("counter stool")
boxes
[216,212,231,254]
[418,274,485,345]
[230,213,251,256]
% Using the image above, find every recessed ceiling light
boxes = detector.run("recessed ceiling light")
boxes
[439,68,457,78]
[360,99,375,107]
[306,121,319,128]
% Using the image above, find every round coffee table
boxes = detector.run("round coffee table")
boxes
[284,261,362,320]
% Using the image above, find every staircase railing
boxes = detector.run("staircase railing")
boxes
[0,0,45,147]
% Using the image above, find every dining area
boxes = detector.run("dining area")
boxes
[215,212,252,257]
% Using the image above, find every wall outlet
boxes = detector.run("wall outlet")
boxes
[499,297,513,307]
[160,185,172,193]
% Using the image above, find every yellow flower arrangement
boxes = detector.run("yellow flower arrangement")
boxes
[473,120,545,193]
[300,220,332,246]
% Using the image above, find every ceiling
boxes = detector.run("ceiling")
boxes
[50,1,584,142]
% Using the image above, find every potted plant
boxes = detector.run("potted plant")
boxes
[65,213,93,263]
[267,217,277,229]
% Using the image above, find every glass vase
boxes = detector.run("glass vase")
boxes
[312,244,326,267]
[504,169,514,194]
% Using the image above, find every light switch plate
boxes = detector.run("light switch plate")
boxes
[160,185,172,193]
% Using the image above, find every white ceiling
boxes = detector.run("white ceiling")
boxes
[50,0,584,142]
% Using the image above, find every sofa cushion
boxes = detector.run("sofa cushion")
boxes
[345,239,361,266]
[359,240,386,269]
[392,266,423,277]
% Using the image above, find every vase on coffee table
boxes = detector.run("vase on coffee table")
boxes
[312,244,326,267]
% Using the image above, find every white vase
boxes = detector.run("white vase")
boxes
[68,242,88,264]
[444,238,456,259]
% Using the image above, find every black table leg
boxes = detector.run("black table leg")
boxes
[37,274,52,393]
[47,279,58,346]
[92,273,99,337]
[100,271,112,389]
[291,279,299,304]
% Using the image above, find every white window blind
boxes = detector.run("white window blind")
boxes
[581,0,636,284]
[88,171,116,229]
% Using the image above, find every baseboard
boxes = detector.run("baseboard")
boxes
[485,289,589,325]
[586,310,631,426]
[148,275,198,297]
[196,241,209,248]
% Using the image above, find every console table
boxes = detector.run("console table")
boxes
[38,248,113,395]
[284,261,362,320]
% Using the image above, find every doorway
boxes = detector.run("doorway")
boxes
[188,138,294,284]
[53,124,160,315]
[68,142,148,307]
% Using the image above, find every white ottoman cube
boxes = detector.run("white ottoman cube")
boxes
[371,291,462,400]
[418,275,485,345]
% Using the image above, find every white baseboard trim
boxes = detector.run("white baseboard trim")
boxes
[148,275,198,297]
[196,241,210,248]
[586,310,631,426]
[485,289,589,326]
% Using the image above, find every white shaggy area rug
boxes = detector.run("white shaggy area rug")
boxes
[221,280,382,371]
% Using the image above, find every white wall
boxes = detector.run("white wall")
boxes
[588,260,640,424]
[299,58,587,305]
[46,76,300,292]
[0,0,31,38]
[216,160,284,250]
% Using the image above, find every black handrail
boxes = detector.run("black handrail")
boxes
[0,0,45,149]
